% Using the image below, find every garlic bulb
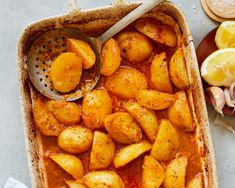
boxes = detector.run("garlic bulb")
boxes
[206,87,225,116]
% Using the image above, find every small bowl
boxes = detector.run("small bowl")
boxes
[196,27,235,115]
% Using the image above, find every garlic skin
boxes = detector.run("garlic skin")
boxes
[206,87,225,116]
[224,88,235,110]
[229,81,235,101]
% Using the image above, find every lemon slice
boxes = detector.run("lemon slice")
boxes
[215,21,235,49]
[201,48,235,87]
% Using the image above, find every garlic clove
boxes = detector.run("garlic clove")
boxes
[224,88,235,109]
[206,87,225,116]
[229,81,235,100]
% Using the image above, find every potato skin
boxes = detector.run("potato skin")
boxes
[186,174,203,188]
[169,48,190,90]
[83,171,125,188]
[163,156,188,188]
[47,100,81,124]
[82,89,112,129]
[116,31,153,62]
[58,126,93,154]
[123,102,159,142]
[50,52,83,93]
[168,91,194,132]
[104,112,142,144]
[150,52,173,93]
[50,153,84,179]
[150,119,179,161]
[105,67,148,98]
[66,38,96,69]
[89,131,115,170]
[135,89,177,110]
[142,156,165,188]
[66,180,87,188]
[113,140,152,168]
[33,97,65,136]
[101,38,121,76]
[135,18,177,47]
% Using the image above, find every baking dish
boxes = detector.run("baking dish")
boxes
[17,1,218,187]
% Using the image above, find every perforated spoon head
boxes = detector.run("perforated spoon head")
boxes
[27,28,100,101]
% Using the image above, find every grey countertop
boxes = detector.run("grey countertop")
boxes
[0,0,234,187]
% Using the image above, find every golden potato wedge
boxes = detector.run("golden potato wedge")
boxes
[89,131,115,170]
[113,140,151,168]
[50,52,83,93]
[105,67,148,98]
[135,18,177,47]
[186,174,203,188]
[135,89,177,110]
[150,52,173,93]
[47,100,81,124]
[32,98,64,136]
[82,89,112,129]
[104,112,142,144]
[66,180,87,188]
[150,119,179,161]
[123,102,159,141]
[142,156,165,188]
[50,153,84,179]
[169,48,190,90]
[101,38,121,76]
[66,38,96,69]
[116,31,153,62]
[58,126,93,153]
[163,156,188,188]
[83,171,125,188]
[168,91,194,132]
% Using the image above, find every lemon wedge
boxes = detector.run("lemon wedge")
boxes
[201,48,235,87]
[215,21,235,49]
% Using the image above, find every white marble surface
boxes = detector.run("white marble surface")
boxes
[0,0,234,187]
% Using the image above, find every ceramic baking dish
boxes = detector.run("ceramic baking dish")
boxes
[17,1,218,187]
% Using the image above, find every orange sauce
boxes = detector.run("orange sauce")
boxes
[37,25,202,188]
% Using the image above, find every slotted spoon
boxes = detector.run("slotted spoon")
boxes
[27,0,164,101]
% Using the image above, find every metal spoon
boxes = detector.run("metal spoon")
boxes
[27,0,164,101]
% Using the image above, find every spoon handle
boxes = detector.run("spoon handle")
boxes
[98,0,164,45]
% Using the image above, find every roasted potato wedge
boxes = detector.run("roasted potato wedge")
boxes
[58,126,93,153]
[101,38,121,76]
[186,174,203,188]
[163,156,188,188]
[150,119,179,161]
[168,91,194,132]
[105,67,148,98]
[150,52,172,93]
[123,102,159,141]
[104,112,142,144]
[142,156,165,188]
[66,38,96,69]
[82,89,112,129]
[50,52,82,93]
[32,97,64,136]
[66,180,87,188]
[83,171,125,188]
[135,18,177,47]
[89,131,115,170]
[114,140,151,168]
[169,48,190,90]
[47,100,81,124]
[135,89,177,110]
[50,153,84,179]
[116,31,153,62]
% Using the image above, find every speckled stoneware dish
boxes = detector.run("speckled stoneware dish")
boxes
[17,1,218,188]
